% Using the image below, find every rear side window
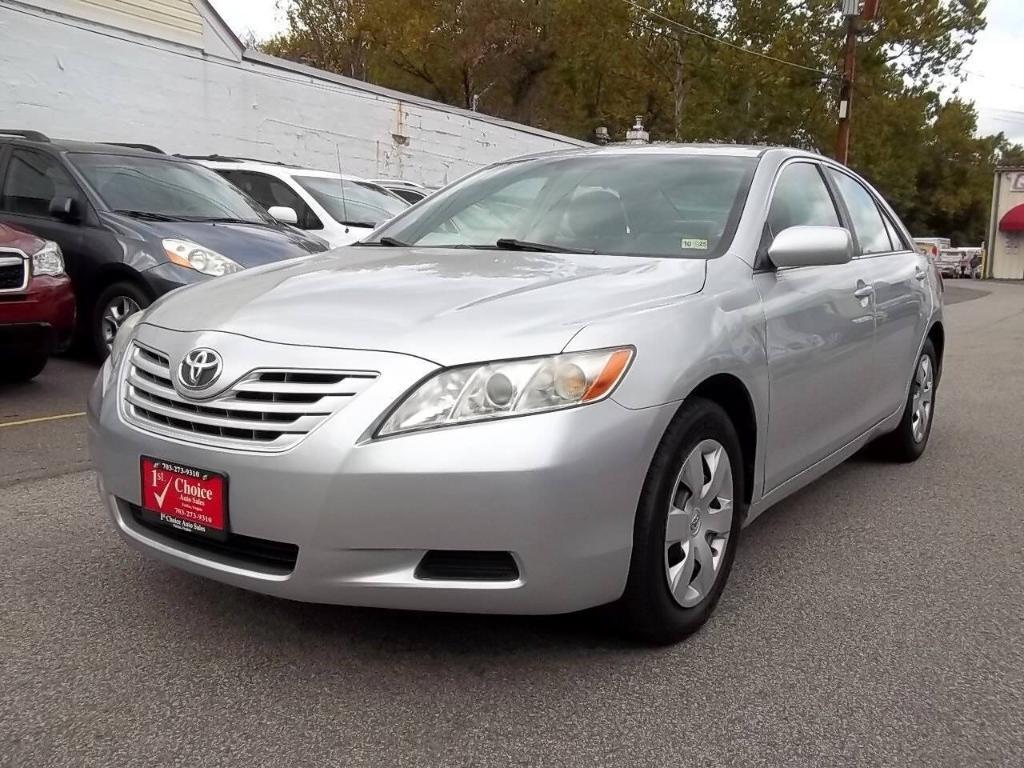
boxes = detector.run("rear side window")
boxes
[1,150,79,218]
[766,163,841,237]
[392,188,425,204]
[880,211,908,251]
[828,170,892,254]
[219,170,322,230]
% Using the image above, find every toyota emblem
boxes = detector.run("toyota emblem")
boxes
[178,348,223,390]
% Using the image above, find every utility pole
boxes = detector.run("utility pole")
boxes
[834,0,860,165]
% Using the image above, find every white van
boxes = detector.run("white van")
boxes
[188,157,409,248]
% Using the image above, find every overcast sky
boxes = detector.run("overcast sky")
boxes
[208,0,1024,144]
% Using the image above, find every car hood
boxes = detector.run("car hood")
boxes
[101,213,327,267]
[143,247,707,364]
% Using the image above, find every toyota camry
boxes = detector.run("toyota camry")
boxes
[87,145,943,643]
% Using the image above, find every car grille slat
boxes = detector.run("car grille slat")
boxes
[122,343,378,451]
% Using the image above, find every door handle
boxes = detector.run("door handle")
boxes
[853,284,875,299]
[914,267,927,281]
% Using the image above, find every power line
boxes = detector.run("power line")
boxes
[620,0,838,79]
[965,70,1024,93]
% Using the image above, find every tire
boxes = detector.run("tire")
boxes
[91,281,150,360]
[1,351,48,382]
[872,339,937,462]
[617,398,746,644]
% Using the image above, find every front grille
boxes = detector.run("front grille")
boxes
[415,550,520,582]
[122,343,378,451]
[0,255,28,292]
[127,503,298,573]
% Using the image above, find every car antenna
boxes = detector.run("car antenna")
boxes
[336,144,349,234]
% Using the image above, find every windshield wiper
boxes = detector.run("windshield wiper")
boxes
[495,238,595,254]
[339,221,378,229]
[180,216,267,225]
[113,209,180,222]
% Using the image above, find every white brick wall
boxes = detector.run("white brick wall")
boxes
[0,2,586,187]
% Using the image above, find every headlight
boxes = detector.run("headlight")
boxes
[32,241,64,276]
[378,347,634,437]
[109,310,145,371]
[163,238,242,277]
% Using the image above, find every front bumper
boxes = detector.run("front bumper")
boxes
[88,327,673,614]
[0,274,76,351]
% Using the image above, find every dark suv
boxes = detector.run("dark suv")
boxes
[0,131,328,357]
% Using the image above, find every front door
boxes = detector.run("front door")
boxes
[754,161,877,492]
[0,147,90,289]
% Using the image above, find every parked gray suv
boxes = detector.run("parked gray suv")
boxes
[88,145,943,643]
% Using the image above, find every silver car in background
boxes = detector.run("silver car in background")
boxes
[88,145,943,643]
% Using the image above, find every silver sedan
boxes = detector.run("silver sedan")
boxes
[87,145,943,643]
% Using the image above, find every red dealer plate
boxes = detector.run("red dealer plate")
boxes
[140,457,228,542]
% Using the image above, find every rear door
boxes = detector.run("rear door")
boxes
[754,161,877,492]
[827,169,928,420]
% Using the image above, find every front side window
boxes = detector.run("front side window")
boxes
[766,163,841,237]
[1,150,79,218]
[219,171,322,230]
[294,176,408,228]
[70,153,271,223]
[368,153,758,258]
[828,170,893,255]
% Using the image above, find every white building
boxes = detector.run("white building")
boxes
[985,167,1024,280]
[0,0,587,186]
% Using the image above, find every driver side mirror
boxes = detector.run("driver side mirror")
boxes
[268,206,299,226]
[768,225,853,268]
[48,196,81,223]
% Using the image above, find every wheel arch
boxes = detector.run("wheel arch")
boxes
[685,373,758,506]
[927,321,945,380]
[89,264,157,303]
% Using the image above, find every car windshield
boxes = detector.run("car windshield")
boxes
[294,176,408,228]
[366,153,758,257]
[70,153,271,223]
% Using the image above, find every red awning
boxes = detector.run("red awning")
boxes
[999,203,1024,232]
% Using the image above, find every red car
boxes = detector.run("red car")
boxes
[0,222,76,381]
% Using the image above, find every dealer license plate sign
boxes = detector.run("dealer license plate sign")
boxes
[140,457,228,541]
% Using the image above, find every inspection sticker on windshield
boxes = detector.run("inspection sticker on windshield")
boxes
[681,238,709,250]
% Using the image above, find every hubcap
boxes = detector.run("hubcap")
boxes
[101,296,141,349]
[910,355,934,443]
[664,439,734,608]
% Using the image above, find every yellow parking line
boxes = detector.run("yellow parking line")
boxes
[0,412,87,429]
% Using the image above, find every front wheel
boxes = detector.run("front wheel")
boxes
[92,282,150,359]
[872,339,937,462]
[617,398,746,644]
[0,351,49,382]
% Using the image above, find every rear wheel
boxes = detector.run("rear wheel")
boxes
[618,399,745,644]
[873,339,937,462]
[1,351,48,382]
[92,281,149,359]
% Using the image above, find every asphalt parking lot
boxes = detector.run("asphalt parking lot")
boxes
[1,282,1021,767]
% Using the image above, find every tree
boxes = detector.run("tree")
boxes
[261,0,1014,244]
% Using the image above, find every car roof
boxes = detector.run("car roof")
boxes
[0,135,189,160]
[504,143,820,164]
[193,157,367,182]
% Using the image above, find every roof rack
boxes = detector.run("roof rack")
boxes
[0,129,50,143]
[102,142,165,154]
[176,153,298,168]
